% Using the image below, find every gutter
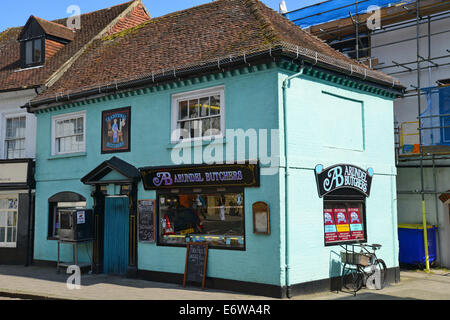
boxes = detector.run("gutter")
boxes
[281,64,304,298]
[22,43,404,112]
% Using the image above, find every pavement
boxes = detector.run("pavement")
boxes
[0,264,449,300]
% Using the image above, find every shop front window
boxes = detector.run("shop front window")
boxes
[0,195,19,248]
[158,189,245,249]
[323,199,366,246]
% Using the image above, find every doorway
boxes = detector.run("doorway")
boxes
[103,196,129,275]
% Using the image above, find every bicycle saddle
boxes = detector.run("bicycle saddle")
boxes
[371,243,382,249]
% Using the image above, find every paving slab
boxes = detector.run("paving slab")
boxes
[0,265,449,300]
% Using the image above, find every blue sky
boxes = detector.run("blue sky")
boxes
[0,0,321,32]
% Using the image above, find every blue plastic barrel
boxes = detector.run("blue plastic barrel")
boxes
[398,224,437,266]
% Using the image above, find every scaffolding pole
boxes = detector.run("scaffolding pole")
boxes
[416,0,431,273]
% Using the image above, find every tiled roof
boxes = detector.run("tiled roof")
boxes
[0,1,137,92]
[25,16,75,41]
[30,0,403,106]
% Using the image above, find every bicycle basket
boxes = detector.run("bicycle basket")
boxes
[340,252,371,266]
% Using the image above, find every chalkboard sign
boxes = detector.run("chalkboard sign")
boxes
[138,199,155,243]
[183,242,208,290]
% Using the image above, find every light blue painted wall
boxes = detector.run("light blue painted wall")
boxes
[278,69,399,286]
[33,63,399,288]
[34,67,284,286]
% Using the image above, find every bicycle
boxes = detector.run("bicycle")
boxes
[340,243,387,296]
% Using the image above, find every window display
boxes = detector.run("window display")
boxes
[158,190,244,249]
[323,201,366,246]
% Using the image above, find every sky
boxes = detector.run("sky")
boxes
[0,0,322,32]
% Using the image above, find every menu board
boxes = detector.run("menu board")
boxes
[348,207,364,240]
[323,209,338,244]
[183,242,208,290]
[138,199,155,243]
[334,208,351,241]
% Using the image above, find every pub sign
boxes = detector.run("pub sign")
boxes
[101,107,131,154]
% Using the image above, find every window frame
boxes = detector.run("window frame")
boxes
[3,115,27,160]
[171,86,225,144]
[0,194,19,248]
[51,111,86,156]
[323,193,368,247]
[156,187,246,251]
[22,37,44,68]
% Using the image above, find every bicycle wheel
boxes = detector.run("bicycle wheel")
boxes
[341,268,363,293]
[374,259,387,288]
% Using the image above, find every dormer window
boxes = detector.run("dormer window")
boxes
[25,38,43,66]
[19,15,74,69]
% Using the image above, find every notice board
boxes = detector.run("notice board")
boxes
[183,242,208,290]
[138,199,155,243]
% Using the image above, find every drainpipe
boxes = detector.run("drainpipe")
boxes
[282,63,304,298]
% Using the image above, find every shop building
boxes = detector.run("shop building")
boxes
[0,1,150,265]
[24,0,404,297]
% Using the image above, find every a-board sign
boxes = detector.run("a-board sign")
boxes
[138,199,155,243]
[183,242,208,290]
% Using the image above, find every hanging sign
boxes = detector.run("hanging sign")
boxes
[140,162,260,190]
[101,107,131,154]
[323,209,338,244]
[334,208,351,241]
[315,164,374,198]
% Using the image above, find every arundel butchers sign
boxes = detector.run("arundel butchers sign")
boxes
[315,164,374,198]
[139,162,260,190]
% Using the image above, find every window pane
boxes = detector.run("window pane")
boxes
[201,118,211,137]
[0,227,5,242]
[210,95,220,115]
[6,227,12,242]
[179,100,188,120]
[25,40,33,64]
[34,38,41,63]
[199,97,210,117]
[190,120,201,138]
[189,99,199,119]
[0,212,6,227]
[158,192,244,248]
[211,117,221,136]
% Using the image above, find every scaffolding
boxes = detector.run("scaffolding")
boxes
[285,0,450,271]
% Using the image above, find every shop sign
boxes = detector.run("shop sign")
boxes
[140,162,260,190]
[0,161,29,185]
[315,164,374,198]
[101,107,131,154]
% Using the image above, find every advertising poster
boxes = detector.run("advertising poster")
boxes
[348,207,364,240]
[334,208,351,241]
[323,209,338,244]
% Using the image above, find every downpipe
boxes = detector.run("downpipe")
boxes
[282,64,304,298]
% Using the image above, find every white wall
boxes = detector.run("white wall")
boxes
[0,89,37,159]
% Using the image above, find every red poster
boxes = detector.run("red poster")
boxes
[323,209,338,243]
[334,208,351,241]
[348,208,365,240]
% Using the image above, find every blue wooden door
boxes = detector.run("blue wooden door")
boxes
[104,196,129,275]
